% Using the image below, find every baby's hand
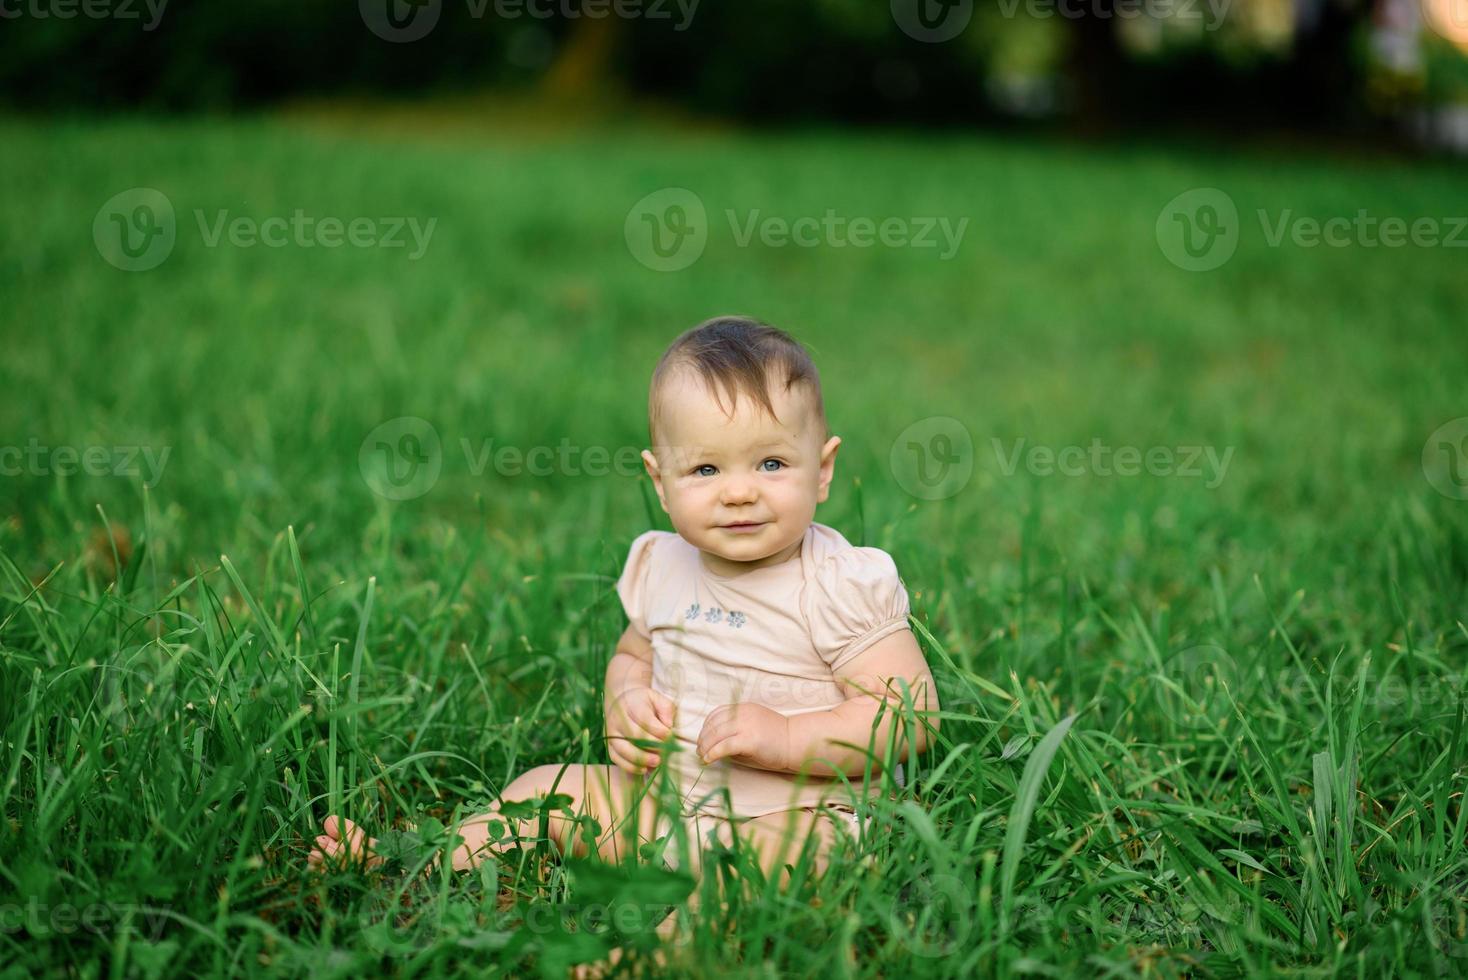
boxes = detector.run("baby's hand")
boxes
[605,686,675,775]
[696,702,791,772]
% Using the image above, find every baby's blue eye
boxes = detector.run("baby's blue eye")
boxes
[694,464,717,477]
[760,459,784,472]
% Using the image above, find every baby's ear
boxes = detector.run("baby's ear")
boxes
[816,436,841,503]
[641,449,670,513]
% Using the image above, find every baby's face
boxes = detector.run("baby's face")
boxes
[642,371,840,572]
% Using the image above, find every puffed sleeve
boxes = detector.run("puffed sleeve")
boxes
[804,546,913,672]
[615,530,664,639]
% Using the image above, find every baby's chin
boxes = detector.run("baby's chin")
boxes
[696,523,807,564]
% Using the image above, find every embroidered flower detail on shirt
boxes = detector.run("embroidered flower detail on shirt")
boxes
[682,604,748,628]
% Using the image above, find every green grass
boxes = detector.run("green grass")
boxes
[2,111,1467,977]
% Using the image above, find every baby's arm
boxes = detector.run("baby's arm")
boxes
[606,622,654,710]
[784,629,940,778]
[605,623,675,774]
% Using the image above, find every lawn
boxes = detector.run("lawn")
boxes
[2,112,1467,977]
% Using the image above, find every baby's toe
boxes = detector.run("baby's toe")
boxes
[342,820,369,850]
[307,836,339,871]
[331,818,373,856]
[314,817,383,870]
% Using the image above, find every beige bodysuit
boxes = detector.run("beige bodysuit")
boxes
[615,521,912,821]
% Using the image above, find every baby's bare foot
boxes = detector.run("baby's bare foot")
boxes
[568,942,670,980]
[566,905,680,978]
[307,816,384,872]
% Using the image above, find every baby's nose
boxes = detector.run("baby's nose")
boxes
[721,480,757,503]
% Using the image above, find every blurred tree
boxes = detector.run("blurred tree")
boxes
[0,0,1459,145]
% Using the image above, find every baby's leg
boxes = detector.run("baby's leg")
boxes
[309,763,668,872]
[736,806,851,884]
[651,807,853,947]
[450,762,670,868]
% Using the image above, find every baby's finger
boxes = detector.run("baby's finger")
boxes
[695,719,728,762]
[612,746,656,776]
[649,690,676,730]
[608,743,641,775]
[634,744,662,770]
[700,733,740,765]
[607,740,634,773]
[609,736,659,772]
[636,716,672,744]
[629,708,671,742]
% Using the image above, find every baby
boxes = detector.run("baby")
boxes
[309,316,940,934]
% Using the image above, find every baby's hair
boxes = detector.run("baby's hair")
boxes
[648,315,827,447]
